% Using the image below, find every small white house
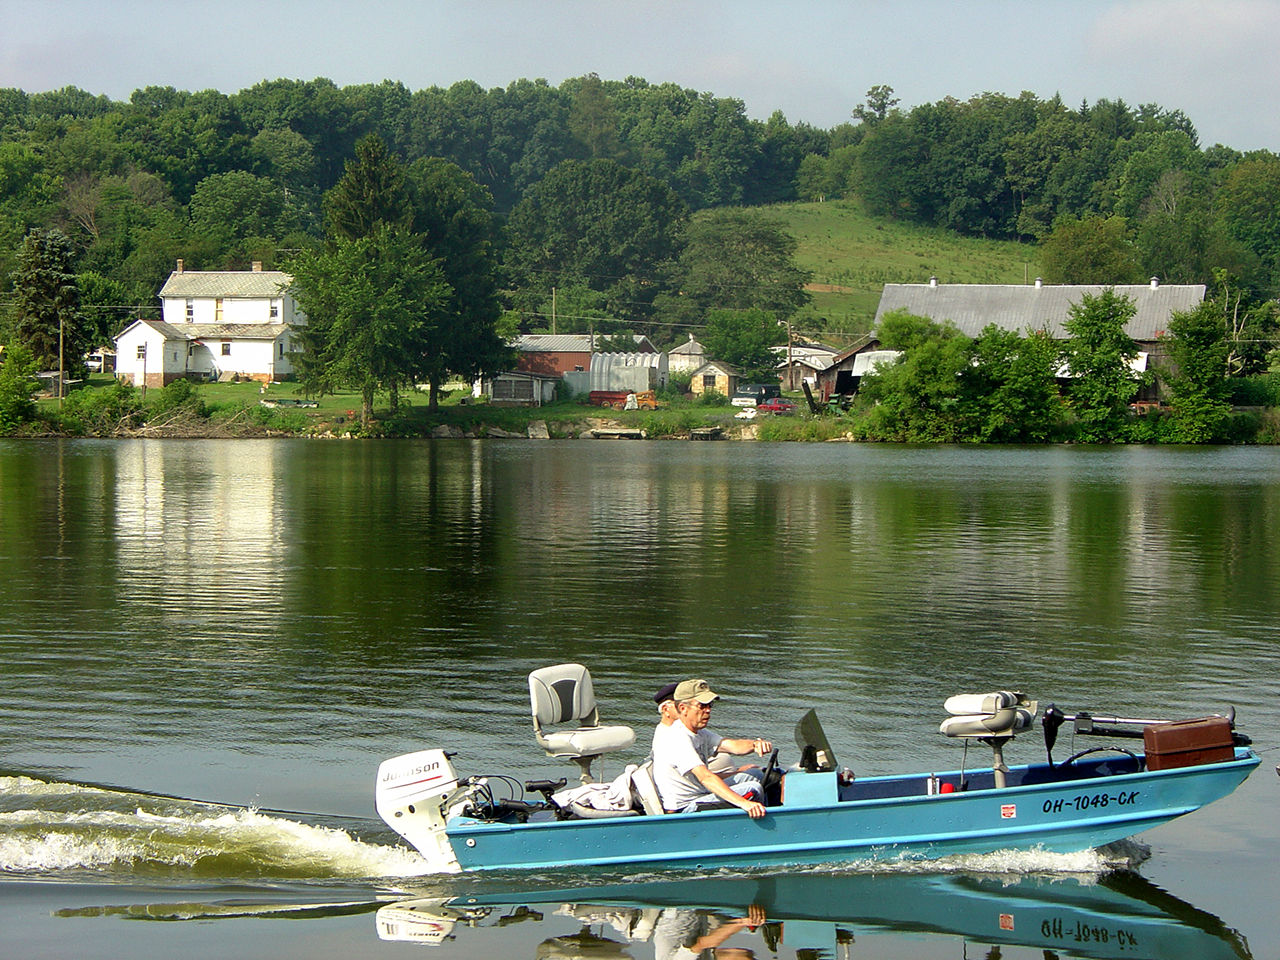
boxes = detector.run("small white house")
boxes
[115,260,305,387]
[115,319,299,388]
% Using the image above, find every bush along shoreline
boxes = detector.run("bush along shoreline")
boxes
[5,376,1280,443]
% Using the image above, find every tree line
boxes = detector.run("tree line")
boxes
[801,87,1280,298]
[4,75,1280,432]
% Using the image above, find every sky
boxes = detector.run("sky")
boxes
[4,0,1280,152]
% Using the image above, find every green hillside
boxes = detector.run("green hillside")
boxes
[758,201,1041,342]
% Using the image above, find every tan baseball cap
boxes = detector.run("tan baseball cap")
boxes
[674,678,721,704]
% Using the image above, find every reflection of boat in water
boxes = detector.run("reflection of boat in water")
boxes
[376,666,1260,873]
[378,870,1252,960]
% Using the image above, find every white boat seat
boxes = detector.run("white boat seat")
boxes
[529,663,635,783]
[630,760,665,815]
[540,726,637,758]
[940,691,1037,739]
[939,691,1038,790]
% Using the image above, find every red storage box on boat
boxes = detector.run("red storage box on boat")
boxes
[1143,716,1235,771]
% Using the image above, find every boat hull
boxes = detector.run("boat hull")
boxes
[447,750,1259,872]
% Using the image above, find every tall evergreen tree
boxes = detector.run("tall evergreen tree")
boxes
[11,229,84,375]
[323,133,412,242]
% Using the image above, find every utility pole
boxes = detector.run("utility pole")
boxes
[58,311,64,405]
[551,286,557,335]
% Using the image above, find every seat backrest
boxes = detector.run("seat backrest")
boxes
[529,663,600,728]
[631,760,665,815]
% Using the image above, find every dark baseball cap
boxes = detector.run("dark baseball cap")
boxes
[653,682,678,704]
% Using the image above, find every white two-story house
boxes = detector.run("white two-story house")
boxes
[115,259,305,388]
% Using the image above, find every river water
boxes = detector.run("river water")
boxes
[2,438,1278,960]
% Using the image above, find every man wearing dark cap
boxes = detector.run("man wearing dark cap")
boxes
[652,682,739,778]
[651,678,773,817]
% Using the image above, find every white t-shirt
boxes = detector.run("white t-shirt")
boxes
[652,720,723,810]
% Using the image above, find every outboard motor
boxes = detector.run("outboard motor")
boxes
[375,748,466,872]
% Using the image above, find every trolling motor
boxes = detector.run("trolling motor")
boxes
[1042,704,1250,769]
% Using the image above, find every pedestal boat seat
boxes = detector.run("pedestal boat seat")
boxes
[940,691,1038,788]
[529,663,636,783]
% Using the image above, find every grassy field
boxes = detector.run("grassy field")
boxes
[758,200,1040,344]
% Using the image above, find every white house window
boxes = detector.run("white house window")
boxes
[185,299,194,321]
[136,345,147,359]
[188,345,195,357]
[703,374,717,389]
[221,343,231,356]
[270,301,279,319]
[278,341,284,358]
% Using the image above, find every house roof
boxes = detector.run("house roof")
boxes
[514,333,656,352]
[668,335,705,356]
[158,270,292,299]
[874,282,1205,341]
[776,354,830,372]
[690,359,741,377]
[118,319,291,342]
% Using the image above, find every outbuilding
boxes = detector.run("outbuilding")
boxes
[688,359,741,399]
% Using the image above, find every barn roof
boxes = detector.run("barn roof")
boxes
[874,281,1205,341]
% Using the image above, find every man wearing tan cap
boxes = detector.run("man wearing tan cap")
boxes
[652,678,773,817]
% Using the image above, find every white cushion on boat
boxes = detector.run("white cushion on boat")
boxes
[540,725,636,758]
[631,760,664,815]
[940,708,1036,739]
[944,691,1022,716]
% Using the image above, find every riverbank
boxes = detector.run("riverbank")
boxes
[16,376,1280,443]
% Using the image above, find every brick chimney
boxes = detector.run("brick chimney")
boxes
[176,258,184,273]
[252,261,263,272]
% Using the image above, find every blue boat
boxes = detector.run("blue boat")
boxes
[374,665,1259,874]
[376,871,1252,959]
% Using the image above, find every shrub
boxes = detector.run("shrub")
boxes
[57,379,143,435]
[1230,374,1280,407]
[0,344,39,434]
[1253,409,1280,444]
[148,377,208,419]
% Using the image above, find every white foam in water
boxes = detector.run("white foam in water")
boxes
[0,775,433,879]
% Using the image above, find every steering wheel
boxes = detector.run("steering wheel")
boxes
[1060,746,1140,770]
[760,747,781,793]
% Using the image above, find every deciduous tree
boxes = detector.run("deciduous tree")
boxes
[1039,215,1143,284]
[659,209,810,326]
[1063,289,1141,441]
[289,226,450,427]
[505,158,687,321]
[700,307,786,380]
[1161,301,1231,442]
[406,157,511,407]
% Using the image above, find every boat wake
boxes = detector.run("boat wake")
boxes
[0,775,432,881]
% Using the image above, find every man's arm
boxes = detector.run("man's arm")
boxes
[717,737,773,757]
[691,765,766,819]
